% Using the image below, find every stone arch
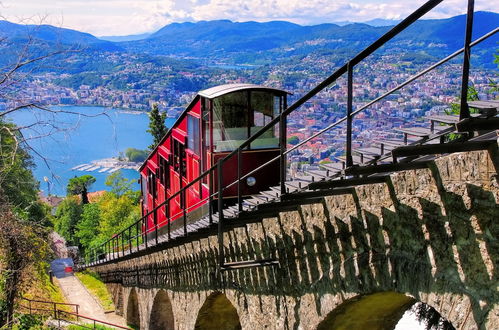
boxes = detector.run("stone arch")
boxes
[149,290,174,330]
[316,292,454,330]
[194,292,241,330]
[126,288,141,329]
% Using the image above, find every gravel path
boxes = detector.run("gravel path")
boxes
[56,275,126,327]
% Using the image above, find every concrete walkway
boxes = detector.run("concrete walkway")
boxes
[56,275,127,327]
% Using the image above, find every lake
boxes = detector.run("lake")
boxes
[9,106,175,196]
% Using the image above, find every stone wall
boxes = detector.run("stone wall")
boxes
[91,148,499,329]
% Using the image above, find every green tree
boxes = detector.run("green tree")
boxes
[54,196,82,245]
[147,103,167,150]
[0,119,47,224]
[0,204,50,327]
[97,193,140,242]
[125,148,148,162]
[76,203,101,251]
[105,171,137,198]
[67,175,96,204]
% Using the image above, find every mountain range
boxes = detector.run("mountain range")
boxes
[0,11,497,91]
[0,11,497,63]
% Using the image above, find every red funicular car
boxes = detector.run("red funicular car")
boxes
[140,83,288,236]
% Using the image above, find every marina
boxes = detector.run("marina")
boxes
[71,158,140,175]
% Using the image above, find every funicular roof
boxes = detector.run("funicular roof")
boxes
[198,83,288,99]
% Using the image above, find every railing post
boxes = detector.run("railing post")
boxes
[279,111,287,194]
[53,302,57,319]
[121,232,125,257]
[346,62,354,168]
[459,0,475,120]
[237,148,242,211]
[183,189,187,236]
[217,160,225,268]
[208,168,213,225]
[144,216,148,249]
[76,305,79,322]
[136,222,139,251]
[154,205,158,245]
[167,199,171,240]
[28,300,32,315]
[128,227,132,254]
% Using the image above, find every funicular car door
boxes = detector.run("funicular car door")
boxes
[171,135,186,221]
[157,145,170,228]
[186,114,202,208]
[146,164,157,234]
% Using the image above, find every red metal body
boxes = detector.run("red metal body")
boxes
[139,84,287,233]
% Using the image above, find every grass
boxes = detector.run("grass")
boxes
[75,271,115,312]
[22,262,74,314]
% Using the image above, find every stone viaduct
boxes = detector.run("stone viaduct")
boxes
[89,149,498,329]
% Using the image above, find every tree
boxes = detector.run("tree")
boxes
[67,175,96,204]
[76,203,101,251]
[125,147,148,162]
[0,118,48,224]
[54,196,82,245]
[105,171,137,198]
[96,192,140,245]
[147,103,167,150]
[0,201,49,327]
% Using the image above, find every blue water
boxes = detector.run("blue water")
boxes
[8,106,175,196]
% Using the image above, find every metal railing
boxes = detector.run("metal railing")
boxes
[85,0,498,269]
[19,297,79,319]
[19,297,129,329]
[56,310,130,329]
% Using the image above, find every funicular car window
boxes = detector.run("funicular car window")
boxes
[188,115,200,155]
[251,91,279,149]
[158,156,169,189]
[212,91,249,152]
[147,170,156,199]
[212,90,281,152]
[172,139,186,177]
[141,175,148,207]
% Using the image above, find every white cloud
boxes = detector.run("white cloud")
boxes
[0,0,496,36]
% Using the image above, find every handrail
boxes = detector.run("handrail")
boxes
[19,297,79,321]
[85,0,494,267]
[21,297,79,307]
[57,310,130,329]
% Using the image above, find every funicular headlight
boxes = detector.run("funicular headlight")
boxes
[246,176,256,187]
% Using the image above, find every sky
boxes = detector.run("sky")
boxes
[0,0,496,36]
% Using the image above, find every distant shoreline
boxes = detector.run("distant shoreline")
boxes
[55,104,147,114]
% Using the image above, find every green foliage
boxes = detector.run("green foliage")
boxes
[0,119,47,225]
[96,192,140,242]
[446,85,480,116]
[54,171,141,254]
[54,197,82,246]
[147,103,167,150]
[66,175,96,204]
[287,136,300,145]
[10,313,44,329]
[75,271,115,311]
[75,203,101,250]
[104,171,136,198]
[124,148,148,163]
